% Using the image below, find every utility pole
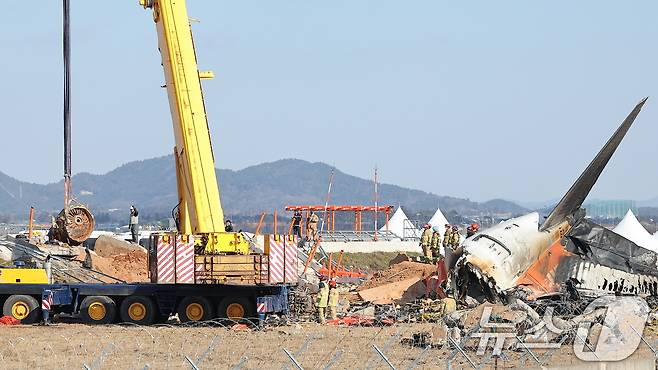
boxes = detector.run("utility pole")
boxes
[374,167,378,241]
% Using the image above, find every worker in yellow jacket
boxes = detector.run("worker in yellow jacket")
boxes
[442,224,452,249]
[450,225,461,248]
[430,227,442,259]
[443,224,455,276]
[420,224,433,259]
[316,276,329,324]
[327,279,339,320]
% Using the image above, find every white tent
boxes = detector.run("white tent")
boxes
[428,207,449,232]
[654,232,658,240]
[612,210,658,253]
[380,207,421,239]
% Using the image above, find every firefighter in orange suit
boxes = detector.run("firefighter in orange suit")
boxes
[316,275,329,324]
[328,279,339,320]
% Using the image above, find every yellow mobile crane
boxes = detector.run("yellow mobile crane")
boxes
[0,0,295,325]
[140,0,248,254]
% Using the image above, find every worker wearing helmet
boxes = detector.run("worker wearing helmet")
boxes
[442,224,457,288]
[443,225,461,292]
[466,223,479,238]
[450,225,461,247]
[291,211,302,238]
[327,279,339,320]
[442,224,452,250]
[430,226,442,260]
[420,224,433,260]
[316,276,330,324]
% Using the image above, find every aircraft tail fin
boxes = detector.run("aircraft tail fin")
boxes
[540,97,648,231]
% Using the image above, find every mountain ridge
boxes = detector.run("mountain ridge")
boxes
[0,156,528,220]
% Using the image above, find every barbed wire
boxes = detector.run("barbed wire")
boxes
[0,304,657,370]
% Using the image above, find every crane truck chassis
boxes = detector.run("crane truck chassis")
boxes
[0,280,289,325]
[0,233,293,325]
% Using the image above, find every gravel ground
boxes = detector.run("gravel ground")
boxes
[0,322,655,369]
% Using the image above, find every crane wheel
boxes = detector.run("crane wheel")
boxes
[80,296,116,325]
[177,296,213,322]
[120,296,156,325]
[3,295,41,324]
[217,296,254,321]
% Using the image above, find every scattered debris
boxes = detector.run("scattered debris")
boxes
[230,323,251,331]
[326,316,394,326]
[0,316,20,325]
[401,323,448,348]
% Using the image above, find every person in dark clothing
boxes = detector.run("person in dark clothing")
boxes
[291,211,302,238]
[129,205,139,243]
[224,219,234,232]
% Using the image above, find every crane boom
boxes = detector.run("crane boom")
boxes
[141,0,247,253]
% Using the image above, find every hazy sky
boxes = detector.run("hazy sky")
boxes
[1,1,656,202]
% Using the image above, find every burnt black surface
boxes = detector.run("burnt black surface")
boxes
[565,218,658,276]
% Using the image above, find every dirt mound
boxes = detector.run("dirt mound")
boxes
[105,250,149,282]
[358,261,437,291]
[94,235,144,257]
[75,248,149,283]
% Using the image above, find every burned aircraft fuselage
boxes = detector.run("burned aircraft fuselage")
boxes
[456,212,572,301]
[516,218,658,298]
[454,98,648,303]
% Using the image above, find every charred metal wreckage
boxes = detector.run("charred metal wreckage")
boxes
[455,98,654,303]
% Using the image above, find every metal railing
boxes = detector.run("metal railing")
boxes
[319,230,400,242]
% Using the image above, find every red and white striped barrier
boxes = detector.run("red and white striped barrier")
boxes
[156,236,176,283]
[156,234,196,284]
[175,235,195,284]
[268,235,298,284]
[41,295,53,311]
